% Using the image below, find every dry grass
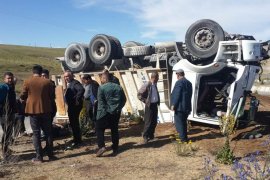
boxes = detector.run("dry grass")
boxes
[0,44,64,94]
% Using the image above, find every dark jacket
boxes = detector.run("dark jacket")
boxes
[0,84,16,116]
[65,79,85,107]
[16,98,25,116]
[84,80,99,105]
[137,81,160,107]
[96,82,126,120]
[50,80,57,117]
[171,77,192,114]
[109,74,120,85]
[91,80,99,100]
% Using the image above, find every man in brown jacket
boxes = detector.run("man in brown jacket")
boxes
[20,65,55,163]
[137,72,160,144]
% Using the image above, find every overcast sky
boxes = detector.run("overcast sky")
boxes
[0,0,270,48]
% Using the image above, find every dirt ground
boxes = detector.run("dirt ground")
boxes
[0,95,270,180]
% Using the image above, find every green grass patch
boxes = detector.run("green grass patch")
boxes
[0,44,64,94]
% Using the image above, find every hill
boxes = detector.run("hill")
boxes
[0,44,64,93]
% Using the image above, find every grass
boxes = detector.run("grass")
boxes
[0,44,64,94]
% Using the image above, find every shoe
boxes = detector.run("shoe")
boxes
[42,146,48,155]
[112,149,118,156]
[96,147,106,157]
[31,158,43,164]
[48,155,58,161]
[140,138,149,145]
[66,141,81,150]
[148,137,158,142]
[18,132,27,138]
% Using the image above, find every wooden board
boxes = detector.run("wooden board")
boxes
[55,85,66,116]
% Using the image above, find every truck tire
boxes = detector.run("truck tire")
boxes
[64,43,92,73]
[123,41,144,47]
[122,41,147,67]
[88,34,118,65]
[108,35,123,59]
[185,19,225,59]
[168,55,180,67]
[123,45,154,57]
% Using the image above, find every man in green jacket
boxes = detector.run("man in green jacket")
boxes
[96,73,126,157]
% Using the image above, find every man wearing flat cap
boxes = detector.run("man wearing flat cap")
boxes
[170,68,192,142]
[137,71,160,144]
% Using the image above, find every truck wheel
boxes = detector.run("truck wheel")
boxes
[88,34,118,65]
[64,43,91,73]
[109,35,123,59]
[168,55,180,67]
[185,19,225,59]
[123,41,144,47]
[123,45,154,57]
[122,41,147,67]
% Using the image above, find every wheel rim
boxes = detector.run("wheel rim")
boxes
[194,28,215,49]
[70,51,81,65]
[93,41,106,60]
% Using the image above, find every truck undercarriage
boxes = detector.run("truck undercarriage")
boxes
[55,19,269,125]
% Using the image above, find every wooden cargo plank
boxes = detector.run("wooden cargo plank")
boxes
[52,68,172,123]
[55,85,66,116]
[126,71,144,113]
[114,71,132,114]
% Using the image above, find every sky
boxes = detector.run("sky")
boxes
[0,0,270,48]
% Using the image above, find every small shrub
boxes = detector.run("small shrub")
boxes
[170,134,199,156]
[79,103,92,136]
[216,139,235,165]
[131,113,143,122]
[216,114,237,164]
[219,114,237,137]
[124,113,143,125]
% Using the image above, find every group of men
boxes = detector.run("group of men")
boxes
[0,67,57,162]
[63,69,126,157]
[0,65,192,163]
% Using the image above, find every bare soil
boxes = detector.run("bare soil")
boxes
[1,95,270,180]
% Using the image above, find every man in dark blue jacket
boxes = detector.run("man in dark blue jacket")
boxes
[0,72,17,161]
[64,71,85,147]
[171,69,192,142]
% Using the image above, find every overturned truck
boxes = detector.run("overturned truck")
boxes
[54,19,270,125]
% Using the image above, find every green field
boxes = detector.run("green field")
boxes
[0,44,65,94]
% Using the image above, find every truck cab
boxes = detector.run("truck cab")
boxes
[171,40,261,125]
